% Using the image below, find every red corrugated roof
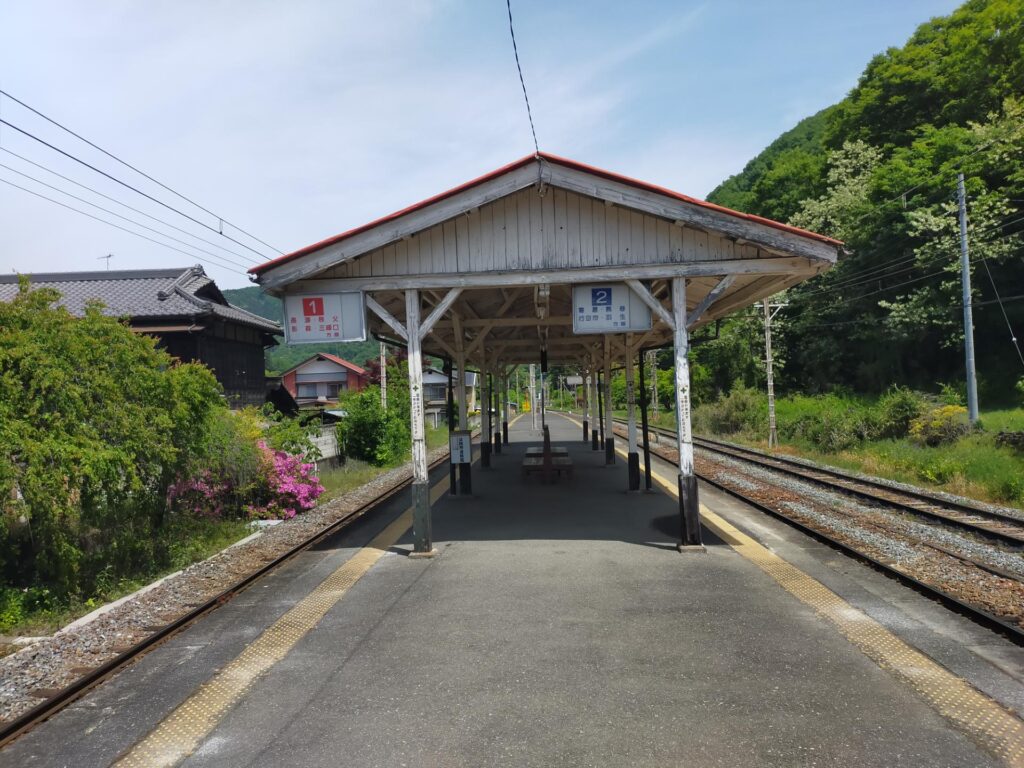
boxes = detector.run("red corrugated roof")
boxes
[250,152,842,276]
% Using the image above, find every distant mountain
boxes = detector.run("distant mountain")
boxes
[223,286,381,374]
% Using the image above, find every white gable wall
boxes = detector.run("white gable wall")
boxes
[319,187,756,281]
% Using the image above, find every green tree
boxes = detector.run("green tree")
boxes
[0,281,224,597]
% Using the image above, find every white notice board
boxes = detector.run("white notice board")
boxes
[449,431,472,464]
[283,292,366,344]
[572,283,652,335]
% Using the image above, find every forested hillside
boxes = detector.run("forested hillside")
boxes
[705,0,1024,401]
[222,286,380,373]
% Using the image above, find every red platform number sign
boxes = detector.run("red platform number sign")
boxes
[283,292,366,344]
[301,297,325,317]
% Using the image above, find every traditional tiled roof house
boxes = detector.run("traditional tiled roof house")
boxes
[0,266,282,407]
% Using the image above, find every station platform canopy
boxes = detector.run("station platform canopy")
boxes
[251,153,840,368]
[251,152,841,554]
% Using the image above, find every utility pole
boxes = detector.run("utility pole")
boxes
[380,341,387,410]
[957,173,980,424]
[762,298,783,449]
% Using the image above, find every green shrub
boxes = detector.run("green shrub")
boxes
[909,405,970,447]
[917,456,965,484]
[692,385,765,435]
[876,386,926,439]
[0,281,226,598]
[937,382,966,407]
[1000,475,1024,504]
[340,386,410,466]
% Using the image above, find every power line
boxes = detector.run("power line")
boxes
[0,88,282,256]
[0,161,253,271]
[977,256,1024,369]
[505,0,539,155]
[796,209,1024,300]
[0,176,246,275]
[0,147,256,264]
[0,116,268,262]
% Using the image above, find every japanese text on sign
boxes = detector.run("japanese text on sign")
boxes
[282,292,366,344]
[571,283,652,335]
[449,431,472,464]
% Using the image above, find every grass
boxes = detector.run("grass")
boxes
[318,459,384,502]
[2,516,253,640]
[614,401,1024,509]
[318,425,450,503]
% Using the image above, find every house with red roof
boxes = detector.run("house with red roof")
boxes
[280,353,369,404]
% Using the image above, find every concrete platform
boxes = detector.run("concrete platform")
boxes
[3,413,1023,767]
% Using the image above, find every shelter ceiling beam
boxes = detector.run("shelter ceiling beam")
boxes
[419,287,462,339]
[686,275,736,328]
[704,275,793,318]
[625,279,674,329]
[366,294,408,341]
[431,316,572,330]
[282,257,816,294]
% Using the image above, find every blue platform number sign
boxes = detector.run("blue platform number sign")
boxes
[572,283,652,335]
[591,287,612,308]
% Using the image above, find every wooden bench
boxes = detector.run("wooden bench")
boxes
[525,446,569,457]
[521,426,573,482]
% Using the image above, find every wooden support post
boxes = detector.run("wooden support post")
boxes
[491,370,501,455]
[529,363,537,430]
[597,367,605,449]
[638,349,653,491]
[481,365,492,468]
[501,372,509,445]
[603,336,614,465]
[626,337,640,490]
[672,277,703,548]
[456,354,472,495]
[446,359,456,495]
[405,289,434,555]
[582,369,590,442]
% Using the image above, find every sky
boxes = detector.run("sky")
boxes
[0,0,963,289]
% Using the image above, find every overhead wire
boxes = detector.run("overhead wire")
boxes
[0,88,282,256]
[0,161,253,271]
[0,176,246,275]
[0,117,268,262]
[0,147,257,265]
[505,0,539,155]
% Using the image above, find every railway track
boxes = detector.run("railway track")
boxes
[609,417,1024,644]
[614,419,1024,547]
[0,453,449,749]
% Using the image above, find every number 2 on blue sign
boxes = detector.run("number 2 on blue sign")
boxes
[591,287,611,307]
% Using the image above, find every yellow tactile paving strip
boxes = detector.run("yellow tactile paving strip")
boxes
[113,476,450,768]
[627,434,1024,767]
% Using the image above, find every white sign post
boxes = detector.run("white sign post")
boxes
[572,284,652,335]
[449,430,472,465]
[283,292,366,344]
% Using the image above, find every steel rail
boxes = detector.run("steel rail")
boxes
[0,453,450,749]
[612,418,1024,547]
[695,434,1024,541]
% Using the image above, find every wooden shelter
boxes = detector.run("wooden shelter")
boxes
[251,153,841,553]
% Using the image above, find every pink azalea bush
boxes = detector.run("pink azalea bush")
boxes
[245,441,325,520]
[169,441,324,522]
